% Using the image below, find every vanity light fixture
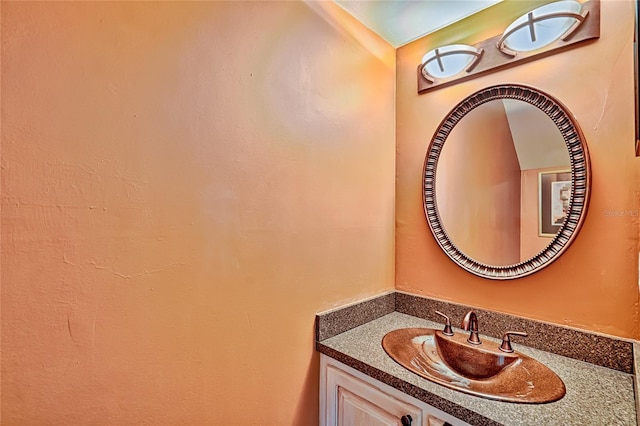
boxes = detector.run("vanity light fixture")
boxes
[417,0,600,94]
[420,44,484,83]
[497,1,588,57]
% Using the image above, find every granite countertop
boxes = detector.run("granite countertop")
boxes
[318,311,637,426]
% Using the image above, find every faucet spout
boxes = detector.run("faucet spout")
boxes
[462,311,481,345]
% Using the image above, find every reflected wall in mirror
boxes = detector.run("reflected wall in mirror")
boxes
[436,99,570,266]
[424,85,590,280]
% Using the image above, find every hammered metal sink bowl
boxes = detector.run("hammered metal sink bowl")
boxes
[382,328,566,403]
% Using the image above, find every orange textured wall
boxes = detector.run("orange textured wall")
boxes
[396,0,640,339]
[1,2,395,424]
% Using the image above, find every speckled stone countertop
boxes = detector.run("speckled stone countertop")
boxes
[317,311,637,426]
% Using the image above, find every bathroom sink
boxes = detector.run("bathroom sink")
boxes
[382,328,566,403]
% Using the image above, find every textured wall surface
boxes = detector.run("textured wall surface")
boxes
[396,0,640,339]
[1,2,395,424]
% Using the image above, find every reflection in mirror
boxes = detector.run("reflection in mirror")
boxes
[424,84,590,280]
[436,99,570,266]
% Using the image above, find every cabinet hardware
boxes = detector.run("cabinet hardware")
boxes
[400,414,413,426]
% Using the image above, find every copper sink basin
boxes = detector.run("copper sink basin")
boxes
[382,328,566,403]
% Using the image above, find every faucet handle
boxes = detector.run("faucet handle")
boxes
[499,331,528,353]
[434,311,454,336]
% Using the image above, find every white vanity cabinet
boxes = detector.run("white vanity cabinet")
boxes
[320,354,470,426]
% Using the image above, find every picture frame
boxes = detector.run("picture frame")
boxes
[539,170,572,237]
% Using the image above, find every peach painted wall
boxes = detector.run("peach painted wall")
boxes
[436,100,521,265]
[1,2,395,424]
[396,0,640,339]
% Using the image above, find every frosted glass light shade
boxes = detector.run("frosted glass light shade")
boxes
[500,1,584,53]
[421,44,483,81]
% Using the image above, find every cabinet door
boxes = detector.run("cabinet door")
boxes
[338,385,412,426]
[325,362,422,426]
[320,355,470,426]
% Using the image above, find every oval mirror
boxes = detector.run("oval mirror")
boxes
[424,84,590,279]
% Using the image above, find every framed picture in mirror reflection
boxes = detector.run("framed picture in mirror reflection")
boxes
[539,170,571,237]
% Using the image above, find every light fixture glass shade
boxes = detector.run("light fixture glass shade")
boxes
[500,1,584,53]
[421,44,483,80]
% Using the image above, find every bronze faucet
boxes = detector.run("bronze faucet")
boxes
[462,311,481,345]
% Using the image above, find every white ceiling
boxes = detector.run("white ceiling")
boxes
[334,0,502,48]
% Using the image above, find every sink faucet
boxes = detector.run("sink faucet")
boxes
[462,311,481,345]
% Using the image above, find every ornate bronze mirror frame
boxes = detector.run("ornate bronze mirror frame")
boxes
[423,84,591,280]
